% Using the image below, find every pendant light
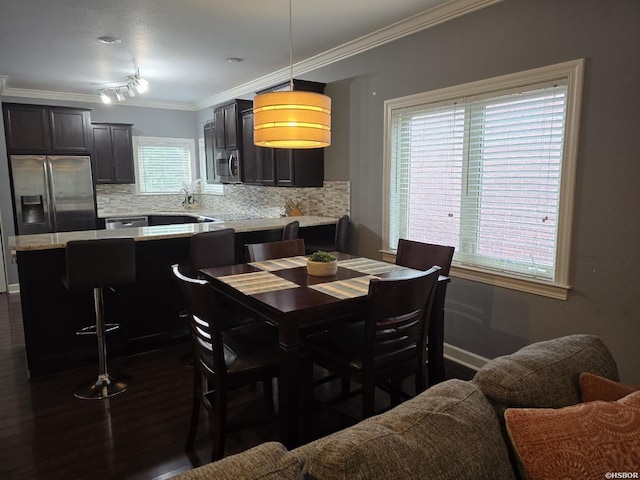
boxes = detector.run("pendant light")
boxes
[253,0,331,149]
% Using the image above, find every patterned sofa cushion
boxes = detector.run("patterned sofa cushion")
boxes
[170,442,303,480]
[301,379,515,480]
[504,391,640,479]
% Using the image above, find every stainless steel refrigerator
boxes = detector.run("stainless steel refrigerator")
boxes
[9,155,97,235]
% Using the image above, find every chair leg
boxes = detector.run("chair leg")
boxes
[185,367,201,451]
[211,391,227,462]
[341,376,351,398]
[362,380,376,419]
[263,378,274,416]
[390,378,402,407]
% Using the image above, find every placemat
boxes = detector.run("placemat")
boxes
[218,271,300,295]
[338,258,406,275]
[249,256,309,272]
[309,276,377,300]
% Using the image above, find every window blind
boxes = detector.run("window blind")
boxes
[390,81,568,281]
[136,138,194,194]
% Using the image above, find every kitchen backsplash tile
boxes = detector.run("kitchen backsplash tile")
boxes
[96,181,350,219]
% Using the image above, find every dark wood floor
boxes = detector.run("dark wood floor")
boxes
[0,292,475,480]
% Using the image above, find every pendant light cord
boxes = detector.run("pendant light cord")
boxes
[289,0,294,92]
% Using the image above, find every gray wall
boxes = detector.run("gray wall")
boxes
[315,0,640,382]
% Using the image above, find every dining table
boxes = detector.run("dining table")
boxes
[199,252,450,448]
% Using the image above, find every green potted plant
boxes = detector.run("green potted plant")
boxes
[307,251,338,276]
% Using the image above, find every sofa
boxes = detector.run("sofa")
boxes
[171,334,629,479]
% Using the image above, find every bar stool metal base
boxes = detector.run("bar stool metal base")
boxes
[74,373,132,400]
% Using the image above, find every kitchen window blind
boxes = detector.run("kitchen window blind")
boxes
[384,60,584,298]
[134,137,195,194]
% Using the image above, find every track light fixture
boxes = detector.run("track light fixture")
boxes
[97,68,148,104]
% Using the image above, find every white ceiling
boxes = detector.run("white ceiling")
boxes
[0,0,499,110]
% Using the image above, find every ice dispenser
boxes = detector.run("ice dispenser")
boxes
[21,195,46,224]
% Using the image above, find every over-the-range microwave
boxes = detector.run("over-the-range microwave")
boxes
[216,149,241,183]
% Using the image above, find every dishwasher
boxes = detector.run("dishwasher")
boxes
[105,216,149,229]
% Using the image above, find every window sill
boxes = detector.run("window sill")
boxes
[380,250,570,300]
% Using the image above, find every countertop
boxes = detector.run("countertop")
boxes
[9,216,336,252]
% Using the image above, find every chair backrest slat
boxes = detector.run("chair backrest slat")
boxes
[246,238,306,262]
[395,239,454,276]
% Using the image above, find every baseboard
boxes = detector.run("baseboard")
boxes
[7,283,20,294]
[443,343,489,372]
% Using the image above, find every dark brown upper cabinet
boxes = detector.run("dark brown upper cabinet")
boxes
[3,103,92,155]
[91,123,135,184]
[241,80,326,187]
[213,99,252,151]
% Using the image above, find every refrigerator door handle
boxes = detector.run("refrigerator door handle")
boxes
[44,158,56,231]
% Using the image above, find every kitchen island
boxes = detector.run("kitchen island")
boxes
[9,216,337,378]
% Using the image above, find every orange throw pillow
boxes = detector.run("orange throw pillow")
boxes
[505,391,640,479]
[580,372,640,402]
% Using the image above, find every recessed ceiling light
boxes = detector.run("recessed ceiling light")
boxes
[226,57,243,64]
[97,36,122,45]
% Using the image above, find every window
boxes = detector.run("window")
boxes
[133,136,196,194]
[383,60,584,299]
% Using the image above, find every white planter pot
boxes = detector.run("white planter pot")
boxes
[306,259,338,276]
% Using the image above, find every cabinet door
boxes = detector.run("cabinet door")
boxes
[203,122,217,184]
[241,111,258,184]
[224,103,238,149]
[275,150,295,186]
[49,107,91,154]
[111,125,135,183]
[2,104,51,153]
[92,124,115,183]
[214,108,225,150]
[258,147,276,185]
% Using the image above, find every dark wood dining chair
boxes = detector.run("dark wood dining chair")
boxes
[185,228,255,332]
[246,238,306,262]
[395,238,455,387]
[282,220,300,241]
[305,214,350,254]
[171,264,280,461]
[188,228,236,277]
[395,238,455,275]
[304,266,441,419]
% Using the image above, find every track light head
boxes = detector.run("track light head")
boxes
[97,69,149,104]
[99,91,112,104]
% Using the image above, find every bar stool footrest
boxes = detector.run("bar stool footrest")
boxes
[75,323,120,336]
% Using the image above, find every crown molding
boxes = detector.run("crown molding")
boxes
[2,0,502,112]
[195,0,503,110]
[0,86,196,111]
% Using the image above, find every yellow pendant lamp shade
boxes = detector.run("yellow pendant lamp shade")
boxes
[254,90,331,149]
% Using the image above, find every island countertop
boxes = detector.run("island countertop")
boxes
[9,215,337,252]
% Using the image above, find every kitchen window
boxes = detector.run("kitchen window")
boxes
[382,59,584,299]
[133,136,196,194]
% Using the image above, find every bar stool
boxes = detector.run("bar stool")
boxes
[63,238,136,400]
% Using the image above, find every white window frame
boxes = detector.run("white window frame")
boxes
[133,136,197,194]
[382,59,584,300]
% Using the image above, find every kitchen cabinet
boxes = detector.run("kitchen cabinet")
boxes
[241,80,325,187]
[242,110,323,187]
[91,123,135,184]
[3,103,92,154]
[203,121,217,183]
[213,99,252,151]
